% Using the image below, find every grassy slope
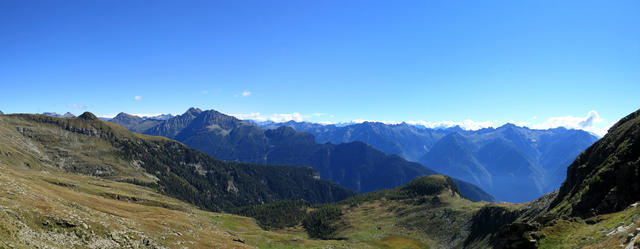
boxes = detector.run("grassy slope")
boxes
[0,164,366,248]
[0,113,159,183]
[0,113,356,248]
[537,205,640,249]
[335,190,486,249]
[0,165,241,248]
[242,175,493,249]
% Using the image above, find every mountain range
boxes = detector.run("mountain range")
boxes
[0,107,639,248]
[43,112,76,118]
[109,108,496,202]
[0,112,354,211]
[262,120,598,202]
[108,112,167,133]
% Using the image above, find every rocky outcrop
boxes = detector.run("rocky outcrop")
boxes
[464,205,522,248]
[494,222,541,249]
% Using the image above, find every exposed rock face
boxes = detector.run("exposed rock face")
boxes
[464,206,522,247]
[494,222,540,249]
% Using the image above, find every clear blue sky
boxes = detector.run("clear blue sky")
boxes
[1,0,638,134]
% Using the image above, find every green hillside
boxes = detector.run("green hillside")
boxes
[0,113,355,212]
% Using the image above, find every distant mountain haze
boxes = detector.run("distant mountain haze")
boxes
[262,119,598,203]
[109,112,166,133]
[110,108,497,202]
[43,112,76,118]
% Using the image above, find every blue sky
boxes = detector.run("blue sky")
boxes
[1,0,638,135]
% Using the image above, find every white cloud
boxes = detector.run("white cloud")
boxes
[231,112,306,122]
[201,90,209,94]
[317,121,335,125]
[67,103,87,109]
[530,110,611,136]
[98,114,118,119]
[131,113,171,118]
[352,119,403,125]
[405,120,494,130]
[351,111,612,135]
[348,119,494,131]
[134,96,143,101]
[270,113,304,122]
[242,91,251,97]
[231,112,262,121]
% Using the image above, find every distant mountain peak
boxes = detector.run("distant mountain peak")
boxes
[147,114,174,120]
[112,113,144,123]
[114,112,137,119]
[185,107,203,115]
[77,112,98,120]
[500,123,518,128]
